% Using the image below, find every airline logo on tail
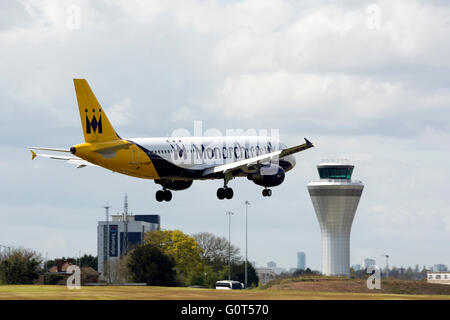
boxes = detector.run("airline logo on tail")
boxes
[85,113,102,134]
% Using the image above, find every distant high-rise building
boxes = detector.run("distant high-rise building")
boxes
[267,261,277,269]
[433,264,448,272]
[307,159,364,277]
[363,258,376,269]
[352,264,362,271]
[297,252,306,270]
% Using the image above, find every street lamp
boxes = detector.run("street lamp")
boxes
[226,211,234,281]
[245,200,250,288]
[381,254,389,279]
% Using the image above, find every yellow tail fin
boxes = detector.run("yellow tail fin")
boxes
[73,79,120,143]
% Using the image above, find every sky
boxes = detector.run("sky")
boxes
[1,0,449,271]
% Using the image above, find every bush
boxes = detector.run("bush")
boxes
[44,274,64,285]
[0,247,42,284]
[128,244,177,286]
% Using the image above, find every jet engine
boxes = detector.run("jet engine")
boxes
[155,179,193,191]
[247,164,285,187]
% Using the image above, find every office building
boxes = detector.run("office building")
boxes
[97,214,160,279]
[427,272,450,285]
[297,252,306,270]
[363,258,376,269]
[433,264,448,272]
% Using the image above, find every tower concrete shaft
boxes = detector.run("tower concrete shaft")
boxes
[307,160,363,277]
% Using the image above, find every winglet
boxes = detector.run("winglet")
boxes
[31,150,37,160]
[304,138,314,147]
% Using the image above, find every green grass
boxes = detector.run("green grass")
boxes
[262,275,450,296]
[260,275,349,289]
[0,285,449,300]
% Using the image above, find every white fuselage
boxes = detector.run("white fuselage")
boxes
[128,136,296,174]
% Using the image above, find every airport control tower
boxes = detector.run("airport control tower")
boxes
[307,160,364,277]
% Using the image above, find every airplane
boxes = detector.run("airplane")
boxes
[29,79,314,202]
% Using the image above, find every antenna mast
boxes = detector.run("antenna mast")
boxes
[381,254,389,279]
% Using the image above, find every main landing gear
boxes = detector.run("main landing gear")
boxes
[156,189,172,202]
[217,187,234,200]
[217,174,234,200]
[262,188,272,197]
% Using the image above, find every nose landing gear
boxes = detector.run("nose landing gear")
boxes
[156,189,172,202]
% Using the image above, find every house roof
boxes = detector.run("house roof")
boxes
[48,262,99,276]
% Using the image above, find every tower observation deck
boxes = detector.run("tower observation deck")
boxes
[307,159,364,277]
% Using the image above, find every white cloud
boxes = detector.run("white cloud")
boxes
[1,0,450,268]
[107,98,133,127]
[443,216,450,234]
[170,106,192,122]
[207,0,450,73]
[205,72,409,120]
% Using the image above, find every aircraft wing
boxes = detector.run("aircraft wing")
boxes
[29,149,97,169]
[202,138,313,176]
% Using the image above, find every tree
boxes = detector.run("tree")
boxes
[193,232,241,271]
[145,230,204,284]
[191,232,262,288]
[390,266,399,279]
[405,267,414,280]
[46,254,98,270]
[104,255,132,284]
[128,244,176,286]
[186,264,231,288]
[230,261,259,288]
[0,247,42,284]
[420,266,428,280]
[80,254,98,270]
[292,268,321,278]
[350,267,355,278]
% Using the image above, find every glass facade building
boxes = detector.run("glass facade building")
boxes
[297,252,306,270]
[97,214,160,279]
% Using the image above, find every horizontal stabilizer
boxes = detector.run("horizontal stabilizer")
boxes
[28,147,71,153]
[28,149,97,168]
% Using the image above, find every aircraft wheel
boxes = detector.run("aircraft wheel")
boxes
[266,189,272,197]
[225,187,234,199]
[156,190,165,202]
[164,190,172,202]
[217,188,225,200]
